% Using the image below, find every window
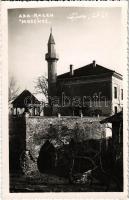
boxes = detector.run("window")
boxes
[114,106,117,114]
[121,89,123,100]
[114,86,117,99]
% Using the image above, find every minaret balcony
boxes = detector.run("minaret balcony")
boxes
[45,53,59,61]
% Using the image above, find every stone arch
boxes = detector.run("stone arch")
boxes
[73,156,95,173]
[37,140,56,173]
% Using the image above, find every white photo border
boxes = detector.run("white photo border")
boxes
[1,1,128,199]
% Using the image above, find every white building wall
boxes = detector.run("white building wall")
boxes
[112,76,123,114]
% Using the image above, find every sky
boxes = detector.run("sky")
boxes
[8,7,123,96]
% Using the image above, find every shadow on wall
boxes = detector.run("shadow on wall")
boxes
[37,140,56,173]
[9,116,26,173]
[37,140,72,177]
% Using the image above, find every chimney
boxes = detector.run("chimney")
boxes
[70,64,74,76]
[93,60,96,68]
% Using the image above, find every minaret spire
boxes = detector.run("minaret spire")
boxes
[50,27,52,34]
[48,27,55,44]
[45,30,59,102]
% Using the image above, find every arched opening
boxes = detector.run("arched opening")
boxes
[37,140,56,173]
[73,156,95,174]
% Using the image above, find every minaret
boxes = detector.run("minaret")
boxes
[45,28,59,101]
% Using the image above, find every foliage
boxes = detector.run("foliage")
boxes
[8,76,20,102]
[34,75,48,102]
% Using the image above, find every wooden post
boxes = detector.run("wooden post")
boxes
[38,106,40,116]
[32,107,35,116]
[16,107,17,116]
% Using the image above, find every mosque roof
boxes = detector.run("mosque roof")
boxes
[57,62,122,80]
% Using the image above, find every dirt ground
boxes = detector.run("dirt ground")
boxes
[10,172,121,192]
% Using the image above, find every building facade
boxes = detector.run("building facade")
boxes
[45,31,123,116]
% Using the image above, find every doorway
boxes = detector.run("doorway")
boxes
[37,140,56,173]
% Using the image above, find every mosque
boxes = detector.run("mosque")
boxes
[45,30,123,116]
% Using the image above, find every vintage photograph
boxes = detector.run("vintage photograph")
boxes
[4,2,127,196]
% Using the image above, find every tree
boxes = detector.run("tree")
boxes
[8,76,20,102]
[34,76,48,102]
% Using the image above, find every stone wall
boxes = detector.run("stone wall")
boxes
[26,116,106,174]
[9,116,106,175]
